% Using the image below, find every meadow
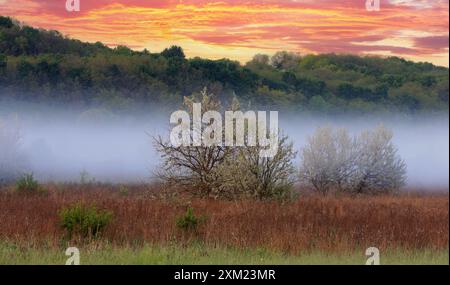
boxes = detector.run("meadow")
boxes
[0,183,447,265]
[0,9,449,268]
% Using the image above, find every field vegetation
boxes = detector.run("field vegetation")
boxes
[0,183,447,264]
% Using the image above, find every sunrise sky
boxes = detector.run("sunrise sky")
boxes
[0,0,448,66]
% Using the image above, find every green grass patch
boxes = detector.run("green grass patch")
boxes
[0,242,447,265]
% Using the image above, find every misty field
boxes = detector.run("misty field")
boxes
[0,184,447,265]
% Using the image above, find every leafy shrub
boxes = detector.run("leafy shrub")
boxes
[215,134,297,200]
[59,203,113,239]
[15,173,45,194]
[176,207,205,231]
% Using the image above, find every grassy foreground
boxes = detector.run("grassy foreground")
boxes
[1,186,447,265]
[0,243,448,265]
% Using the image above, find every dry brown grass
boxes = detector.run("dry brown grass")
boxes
[0,183,448,254]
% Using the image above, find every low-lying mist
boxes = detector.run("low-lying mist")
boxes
[1,103,448,189]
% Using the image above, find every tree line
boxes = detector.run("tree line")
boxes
[0,16,448,114]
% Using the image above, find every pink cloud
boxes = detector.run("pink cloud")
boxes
[414,36,449,50]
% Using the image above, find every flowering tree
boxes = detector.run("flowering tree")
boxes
[299,125,406,195]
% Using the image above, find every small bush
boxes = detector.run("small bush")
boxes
[59,203,113,240]
[176,207,205,231]
[15,173,45,194]
[118,185,129,196]
[79,170,96,184]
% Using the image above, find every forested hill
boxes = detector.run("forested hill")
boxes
[0,16,448,114]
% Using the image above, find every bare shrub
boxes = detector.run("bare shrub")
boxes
[154,88,296,199]
[154,88,231,197]
[299,125,406,195]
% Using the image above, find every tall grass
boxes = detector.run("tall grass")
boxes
[0,184,447,255]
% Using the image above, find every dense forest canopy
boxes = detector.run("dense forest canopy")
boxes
[0,16,448,114]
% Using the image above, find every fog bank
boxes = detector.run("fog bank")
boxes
[1,106,448,189]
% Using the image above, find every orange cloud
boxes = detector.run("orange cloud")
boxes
[0,0,448,66]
